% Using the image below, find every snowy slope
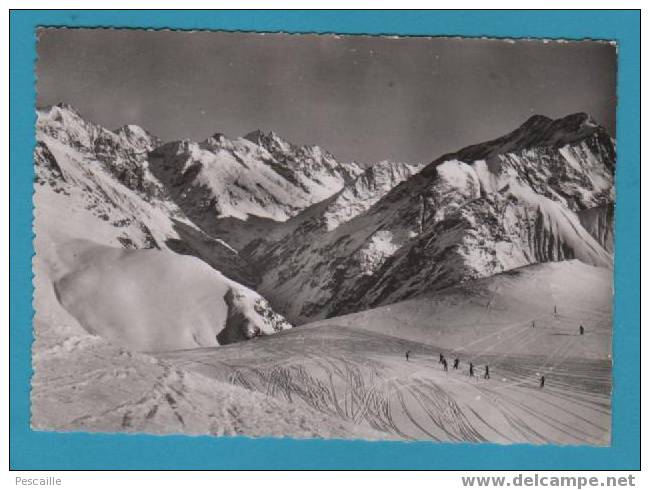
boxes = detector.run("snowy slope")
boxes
[250,113,615,323]
[33,251,611,443]
[310,260,612,360]
[245,159,423,258]
[33,105,291,351]
[157,261,611,444]
[161,324,610,444]
[32,337,386,440]
[35,105,259,286]
[148,130,363,248]
[52,240,290,351]
[270,160,425,238]
[336,181,612,312]
[31,271,373,440]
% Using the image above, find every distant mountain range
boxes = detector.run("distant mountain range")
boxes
[33,103,615,347]
[247,112,615,323]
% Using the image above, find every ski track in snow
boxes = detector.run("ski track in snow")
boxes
[160,320,611,445]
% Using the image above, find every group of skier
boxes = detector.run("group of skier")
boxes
[436,353,490,379]
[405,349,550,389]
[404,350,492,382]
[403,308,587,390]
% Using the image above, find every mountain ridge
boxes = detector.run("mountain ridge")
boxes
[34,103,616,332]
[246,112,615,323]
[428,112,614,168]
[34,104,293,348]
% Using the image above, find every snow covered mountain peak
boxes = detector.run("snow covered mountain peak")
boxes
[36,104,168,196]
[34,105,294,353]
[34,103,615,332]
[148,127,364,248]
[38,103,162,155]
[114,124,162,152]
[251,159,424,244]
[49,102,86,120]
[37,104,96,148]
[431,112,611,166]
[523,111,604,144]
[243,129,291,150]
[249,113,615,323]
[242,128,349,172]
[203,132,229,145]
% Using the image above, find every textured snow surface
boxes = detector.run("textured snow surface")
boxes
[32,330,381,439]
[34,260,611,443]
[156,261,611,444]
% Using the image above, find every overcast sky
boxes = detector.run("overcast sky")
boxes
[37,29,617,164]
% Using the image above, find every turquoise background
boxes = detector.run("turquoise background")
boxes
[10,10,640,470]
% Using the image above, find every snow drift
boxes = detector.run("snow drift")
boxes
[53,240,290,351]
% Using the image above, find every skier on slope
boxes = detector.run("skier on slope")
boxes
[439,353,444,364]
[484,365,490,380]
[469,362,475,377]
[453,358,460,370]
[540,375,545,389]
[406,350,411,362]
[579,325,585,335]
[442,358,448,372]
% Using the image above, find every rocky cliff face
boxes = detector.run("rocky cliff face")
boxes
[248,113,615,323]
[578,204,615,253]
